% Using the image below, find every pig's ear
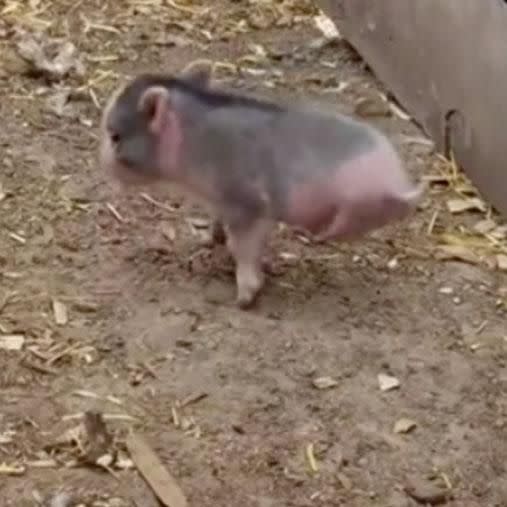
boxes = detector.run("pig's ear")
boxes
[138,86,171,134]
[180,60,213,87]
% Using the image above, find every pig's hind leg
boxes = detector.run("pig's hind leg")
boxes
[198,218,228,248]
[225,218,273,309]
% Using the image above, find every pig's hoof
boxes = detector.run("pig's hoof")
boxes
[211,222,227,245]
[261,257,273,274]
[236,291,259,310]
[236,280,263,309]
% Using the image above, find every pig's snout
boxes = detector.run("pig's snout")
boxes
[98,132,152,188]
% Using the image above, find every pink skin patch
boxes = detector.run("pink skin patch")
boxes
[284,143,419,241]
[284,182,337,235]
[99,109,183,188]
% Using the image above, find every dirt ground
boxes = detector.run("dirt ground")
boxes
[1,1,507,506]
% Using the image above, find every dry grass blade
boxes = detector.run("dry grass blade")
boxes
[306,443,318,473]
[106,202,125,222]
[139,193,178,212]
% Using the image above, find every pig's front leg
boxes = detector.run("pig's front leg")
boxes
[225,219,273,309]
[210,218,227,245]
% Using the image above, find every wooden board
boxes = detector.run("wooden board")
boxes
[319,0,507,217]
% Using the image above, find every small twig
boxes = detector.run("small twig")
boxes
[474,320,488,335]
[427,210,438,235]
[106,202,125,223]
[88,88,100,109]
[139,193,179,213]
[21,358,58,376]
[171,406,180,428]
[179,392,208,408]
[62,412,139,423]
[166,0,208,14]
[142,361,159,380]
[47,342,84,365]
[0,291,17,313]
[8,232,26,245]
[440,472,453,490]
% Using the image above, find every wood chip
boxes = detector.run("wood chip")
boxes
[446,197,486,214]
[52,300,68,326]
[0,334,25,351]
[312,376,339,389]
[126,433,188,507]
[188,217,210,229]
[473,218,497,234]
[394,418,417,434]
[72,300,98,313]
[354,97,391,118]
[496,254,507,271]
[314,12,340,40]
[161,223,176,242]
[378,373,400,392]
[433,244,481,264]
[0,463,25,475]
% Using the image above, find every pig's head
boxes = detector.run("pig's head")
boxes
[98,63,213,187]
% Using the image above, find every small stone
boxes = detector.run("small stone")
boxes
[378,373,400,392]
[312,376,339,390]
[394,418,417,434]
[404,476,451,505]
[336,472,352,490]
[494,418,505,429]
[387,257,399,270]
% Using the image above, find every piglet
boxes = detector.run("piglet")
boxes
[99,63,424,308]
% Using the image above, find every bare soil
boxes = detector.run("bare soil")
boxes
[1,1,506,506]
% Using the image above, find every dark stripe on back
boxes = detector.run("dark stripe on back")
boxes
[118,74,285,113]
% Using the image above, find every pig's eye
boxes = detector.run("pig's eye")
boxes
[110,132,120,145]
